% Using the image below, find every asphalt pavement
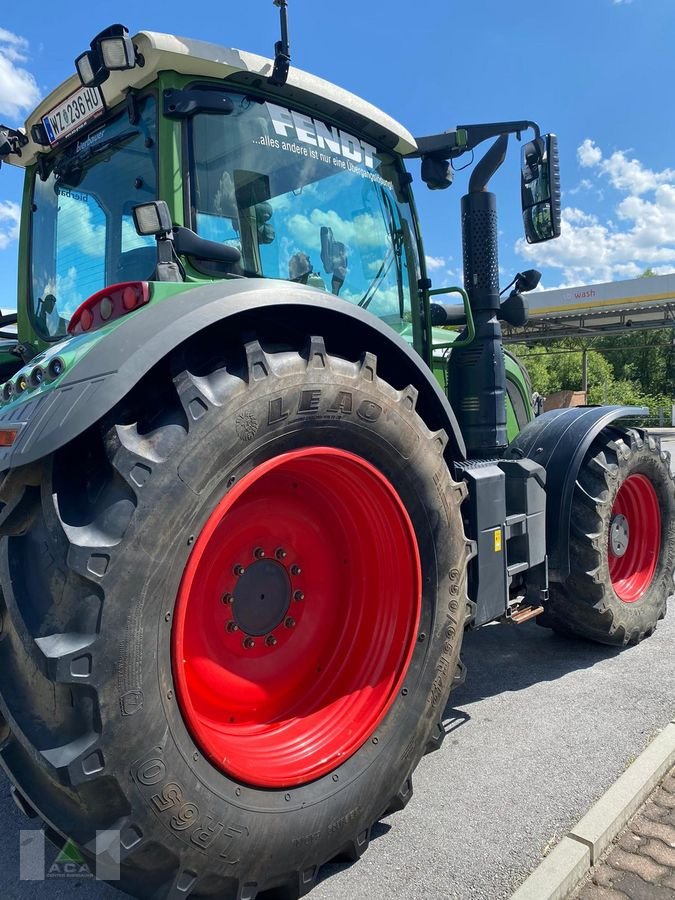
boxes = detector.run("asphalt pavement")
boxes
[1,441,674,900]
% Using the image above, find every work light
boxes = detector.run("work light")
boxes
[75,51,98,87]
[100,33,136,70]
[132,201,173,237]
[74,25,141,89]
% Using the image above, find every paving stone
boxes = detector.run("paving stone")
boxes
[630,815,675,847]
[644,800,670,822]
[605,846,669,882]
[602,869,675,899]
[655,793,675,810]
[593,866,618,888]
[662,773,675,794]
[578,882,628,899]
[641,838,675,868]
[617,831,645,852]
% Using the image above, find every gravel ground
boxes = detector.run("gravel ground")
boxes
[2,615,672,900]
[1,440,673,900]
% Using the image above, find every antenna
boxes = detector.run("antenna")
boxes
[269,0,291,87]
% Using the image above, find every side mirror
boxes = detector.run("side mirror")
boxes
[521,133,561,244]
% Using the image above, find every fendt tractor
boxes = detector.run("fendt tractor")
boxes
[0,6,673,898]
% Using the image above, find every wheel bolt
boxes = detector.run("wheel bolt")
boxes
[290,565,302,576]
[233,564,245,576]
[275,548,287,560]
[222,592,234,605]
[285,617,296,629]
[226,622,239,633]
[254,547,265,559]
[265,634,277,647]
[243,637,255,649]
[293,590,304,602]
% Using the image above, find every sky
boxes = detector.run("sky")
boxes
[1,0,675,306]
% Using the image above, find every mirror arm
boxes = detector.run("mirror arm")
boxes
[410,120,540,161]
[458,120,540,152]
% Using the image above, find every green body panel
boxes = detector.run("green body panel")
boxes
[16,168,36,356]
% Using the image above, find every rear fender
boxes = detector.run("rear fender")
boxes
[0,279,466,472]
[505,405,646,580]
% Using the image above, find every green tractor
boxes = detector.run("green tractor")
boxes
[0,10,673,899]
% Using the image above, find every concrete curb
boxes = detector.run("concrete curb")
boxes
[510,718,675,900]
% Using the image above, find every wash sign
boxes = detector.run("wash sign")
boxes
[265,102,377,169]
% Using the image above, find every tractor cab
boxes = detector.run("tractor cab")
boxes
[1,28,427,363]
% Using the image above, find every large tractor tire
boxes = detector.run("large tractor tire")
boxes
[541,427,675,645]
[0,333,470,899]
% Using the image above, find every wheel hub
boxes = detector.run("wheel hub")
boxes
[231,558,291,636]
[608,473,660,603]
[609,513,630,557]
[171,447,422,788]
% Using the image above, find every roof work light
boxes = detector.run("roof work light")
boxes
[75,24,143,88]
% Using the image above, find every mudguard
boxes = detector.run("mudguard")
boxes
[0,279,466,472]
[505,405,647,580]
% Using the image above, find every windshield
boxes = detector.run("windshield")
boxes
[189,91,420,333]
[30,95,157,339]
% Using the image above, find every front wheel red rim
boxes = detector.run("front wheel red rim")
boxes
[172,447,421,788]
[608,473,660,603]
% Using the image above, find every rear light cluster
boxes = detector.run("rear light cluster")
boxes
[68,281,150,336]
[0,356,66,404]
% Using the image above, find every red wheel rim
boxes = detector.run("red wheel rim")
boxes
[172,447,421,788]
[608,473,660,603]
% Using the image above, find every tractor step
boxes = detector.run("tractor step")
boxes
[509,604,544,624]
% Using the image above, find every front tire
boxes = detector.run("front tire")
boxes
[0,333,469,898]
[541,427,675,645]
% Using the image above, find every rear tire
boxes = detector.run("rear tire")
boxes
[0,333,470,898]
[541,427,675,645]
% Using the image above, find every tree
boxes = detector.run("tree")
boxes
[510,335,673,413]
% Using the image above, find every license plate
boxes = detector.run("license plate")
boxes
[42,85,104,146]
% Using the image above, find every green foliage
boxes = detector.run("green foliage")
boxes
[510,331,675,416]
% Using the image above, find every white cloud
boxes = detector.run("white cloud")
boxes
[0,200,20,250]
[56,193,106,256]
[577,139,675,195]
[425,255,446,271]
[0,29,40,120]
[577,139,602,168]
[568,178,594,196]
[286,207,385,251]
[517,140,675,285]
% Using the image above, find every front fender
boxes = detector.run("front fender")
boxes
[0,279,466,472]
[505,405,647,580]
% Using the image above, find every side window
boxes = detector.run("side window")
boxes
[37,187,107,334]
[31,95,157,339]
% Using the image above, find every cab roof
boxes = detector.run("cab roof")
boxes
[12,29,418,167]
